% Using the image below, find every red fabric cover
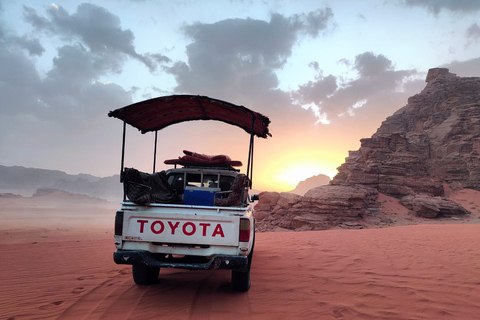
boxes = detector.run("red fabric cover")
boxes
[164,150,242,167]
[108,95,271,138]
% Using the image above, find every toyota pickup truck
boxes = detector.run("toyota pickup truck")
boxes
[108,95,271,291]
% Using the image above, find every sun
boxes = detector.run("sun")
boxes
[252,146,343,192]
[256,160,337,192]
[276,164,333,190]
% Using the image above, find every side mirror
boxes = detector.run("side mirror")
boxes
[251,194,259,202]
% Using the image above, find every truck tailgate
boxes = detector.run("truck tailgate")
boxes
[123,211,240,247]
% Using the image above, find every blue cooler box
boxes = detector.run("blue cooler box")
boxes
[183,186,221,206]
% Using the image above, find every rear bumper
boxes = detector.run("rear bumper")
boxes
[114,250,248,271]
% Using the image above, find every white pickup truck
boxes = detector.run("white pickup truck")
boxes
[108,95,271,291]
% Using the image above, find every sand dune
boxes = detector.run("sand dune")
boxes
[1,193,480,319]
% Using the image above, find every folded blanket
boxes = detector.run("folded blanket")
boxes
[164,150,242,167]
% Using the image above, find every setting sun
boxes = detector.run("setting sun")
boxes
[255,148,342,192]
[276,164,332,190]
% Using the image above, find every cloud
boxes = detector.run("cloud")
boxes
[442,57,480,77]
[0,1,4,38]
[47,43,122,87]
[0,3,141,174]
[165,9,334,101]
[354,52,394,77]
[399,0,480,14]
[464,22,480,48]
[22,6,54,32]
[0,36,131,129]
[0,48,43,116]
[293,73,337,107]
[163,11,423,135]
[0,6,44,56]
[356,13,367,22]
[466,22,480,40]
[299,8,335,37]
[23,3,170,72]
[11,35,45,56]
[293,52,420,124]
[1,2,176,124]
[160,9,337,168]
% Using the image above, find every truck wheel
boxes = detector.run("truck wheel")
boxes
[132,264,160,285]
[232,235,254,292]
[231,269,250,292]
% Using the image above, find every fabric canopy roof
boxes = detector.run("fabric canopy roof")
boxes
[108,95,271,138]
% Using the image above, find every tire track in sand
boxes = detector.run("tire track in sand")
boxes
[59,268,254,319]
[187,270,253,320]
[57,269,146,320]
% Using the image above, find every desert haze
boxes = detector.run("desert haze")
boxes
[1,190,480,319]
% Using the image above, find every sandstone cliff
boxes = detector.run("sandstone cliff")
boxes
[256,68,478,231]
[255,185,378,231]
[332,68,480,196]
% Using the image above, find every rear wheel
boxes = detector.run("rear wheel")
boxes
[232,269,250,292]
[132,264,160,285]
[232,235,254,292]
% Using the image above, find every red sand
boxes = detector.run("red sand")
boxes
[1,192,480,319]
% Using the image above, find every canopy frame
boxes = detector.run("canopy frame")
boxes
[111,95,271,192]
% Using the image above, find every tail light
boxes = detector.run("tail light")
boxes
[114,211,124,236]
[239,218,250,242]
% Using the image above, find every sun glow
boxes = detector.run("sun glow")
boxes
[276,164,332,190]
[255,148,341,192]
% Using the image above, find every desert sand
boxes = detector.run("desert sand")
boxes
[1,191,480,319]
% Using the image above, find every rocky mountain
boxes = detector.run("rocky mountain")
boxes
[290,174,331,196]
[332,68,480,196]
[256,68,479,231]
[0,165,122,201]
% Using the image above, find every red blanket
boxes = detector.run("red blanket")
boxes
[164,150,242,167]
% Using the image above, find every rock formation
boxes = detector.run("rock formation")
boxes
[399,194,470,218]
[332,68,480,196]
[255,185,378,231]
[256,68,478,230]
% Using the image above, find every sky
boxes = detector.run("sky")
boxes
[1,0,480,192]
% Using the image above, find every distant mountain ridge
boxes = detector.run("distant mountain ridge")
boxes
[290,174,331,196]
[0,165,122,201]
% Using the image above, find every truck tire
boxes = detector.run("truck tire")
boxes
[231,235,254,292]
[132,264,160,285]
[231,269,250,292]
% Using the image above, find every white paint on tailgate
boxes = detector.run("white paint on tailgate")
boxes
[124,214,239,246]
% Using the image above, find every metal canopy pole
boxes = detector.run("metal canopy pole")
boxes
[249,137,254,188]
[121,119,127,202]
[242,117,256,207]
[120,119,126,182]
[246,116,255,189]
[153,130,158,173]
